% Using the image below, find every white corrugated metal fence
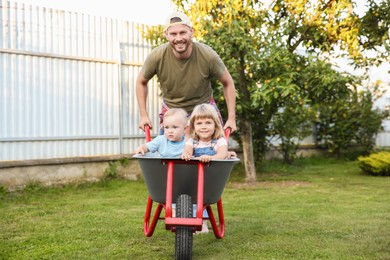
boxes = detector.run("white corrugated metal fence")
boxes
[0,0,161,161]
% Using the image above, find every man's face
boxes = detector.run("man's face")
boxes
[165,24,193,54]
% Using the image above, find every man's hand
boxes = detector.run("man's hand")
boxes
[138,116,153,131]
[223,118,237,133]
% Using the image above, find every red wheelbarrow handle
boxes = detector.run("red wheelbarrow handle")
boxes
[144,125,151,142]
[224,127,231,140]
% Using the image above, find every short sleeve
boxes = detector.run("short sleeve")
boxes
[141,53,157,81]
[141,43,169,81]
[216,137,228,148]
[146,135,164,153]
[209,48,227,79]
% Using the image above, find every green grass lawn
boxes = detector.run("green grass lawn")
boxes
[1,158,389,259]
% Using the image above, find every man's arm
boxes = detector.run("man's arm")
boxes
[136,71,153,131]
[219,69,237,132]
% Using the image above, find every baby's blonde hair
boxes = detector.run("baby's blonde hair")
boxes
[163,108,188,125]
[188,103,224,140]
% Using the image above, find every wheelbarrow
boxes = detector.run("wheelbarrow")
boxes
[133,126,239,259]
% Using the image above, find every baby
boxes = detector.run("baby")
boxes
[134,108,188,157]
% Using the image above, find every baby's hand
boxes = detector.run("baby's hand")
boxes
[135,144,147,155]
[135,149,145,155]
[181,153,192,161]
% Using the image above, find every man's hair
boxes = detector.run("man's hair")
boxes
[170,17,183,24]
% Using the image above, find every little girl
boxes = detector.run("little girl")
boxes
[181,103,228,163]
[181,103,229,233]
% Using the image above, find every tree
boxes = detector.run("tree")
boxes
[143,0,388,181]
[358,0,390,67]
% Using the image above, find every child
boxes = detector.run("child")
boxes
[134,108,188,157]
[181,103,228,162]
[181,103,229,233]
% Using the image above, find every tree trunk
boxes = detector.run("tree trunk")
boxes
[240,118,257,183]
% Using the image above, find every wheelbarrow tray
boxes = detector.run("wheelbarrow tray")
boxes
[134,154,239,204]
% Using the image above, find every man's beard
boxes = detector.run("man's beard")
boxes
[173,40,190,54]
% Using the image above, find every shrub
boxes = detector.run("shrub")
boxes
[270,104,314,164]
[103,158,130,179]
[314,86,388,158]
[357,151,390,176]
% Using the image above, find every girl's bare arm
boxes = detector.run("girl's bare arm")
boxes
[198,145,228,162]
[181,144,194,161]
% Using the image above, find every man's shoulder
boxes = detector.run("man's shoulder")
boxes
[193,42,220,59]
[194,42,214,52]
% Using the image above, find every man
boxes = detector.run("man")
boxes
[136,11,236,133]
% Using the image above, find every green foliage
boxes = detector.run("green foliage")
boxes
[104,161,118,179]
[140,24,166,47]
[118,157,130,167]
[24,181,44,192]
[0,185,7,198]
[103,158,130,180]
[354,87,389,154]
[358,151,390,176]
[359,0,390,66]
[299,58,354,104]
[270,104,315,164]
[314,86,388,158]
[314,99,360,157]
[271,0,361,58]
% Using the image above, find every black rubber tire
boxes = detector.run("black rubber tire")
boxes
[175,194,193,260]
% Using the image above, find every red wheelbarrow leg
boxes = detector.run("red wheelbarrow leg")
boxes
[165,161,174,220]
[143,195,164,237]
[165,161,204,230]
[164,160,176,231]
[206,198,225,239]
[195,162,205,232]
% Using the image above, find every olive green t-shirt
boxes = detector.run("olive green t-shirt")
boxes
[141,42,227,113]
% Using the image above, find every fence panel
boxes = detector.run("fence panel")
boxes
[0,0,160,161]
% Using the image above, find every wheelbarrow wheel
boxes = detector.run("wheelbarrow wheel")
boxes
[175,194,193,260]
